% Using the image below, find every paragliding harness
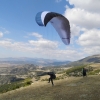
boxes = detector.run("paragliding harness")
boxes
[47,72,56,86]
[52,73,56,79]
[37,72,56,86]
[48,72,56,79]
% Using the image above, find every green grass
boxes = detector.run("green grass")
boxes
[41,76,64,81]
[88,69,100,75]
[0,75,100,100]
[65,65,85,75]
[0,78,32,93]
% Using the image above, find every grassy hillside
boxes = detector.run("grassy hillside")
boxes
[0,62,100,100]
[65,54,100,67]
[0,75,100,100]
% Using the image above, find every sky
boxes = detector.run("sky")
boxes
[0,0,100,61]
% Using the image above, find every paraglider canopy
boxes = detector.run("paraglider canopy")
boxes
[35,11,71,45]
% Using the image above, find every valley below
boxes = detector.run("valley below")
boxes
[0,55,100,100]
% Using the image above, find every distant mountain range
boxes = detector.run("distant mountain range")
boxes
[0,57,71,66]
[66,54,100,67]
[1,54,100,67]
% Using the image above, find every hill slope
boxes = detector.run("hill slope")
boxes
[66,54,100,66]
[0,75,100,100]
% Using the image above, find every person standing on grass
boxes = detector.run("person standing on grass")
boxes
[37,72,56,86]
[82,68,87,77]
[47,72,56,86]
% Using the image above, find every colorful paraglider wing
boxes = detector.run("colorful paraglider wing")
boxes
[35,11,70,45]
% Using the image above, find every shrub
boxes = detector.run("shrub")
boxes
[88,69,100,75]
[65,65,85,75]
[0,78,32,93]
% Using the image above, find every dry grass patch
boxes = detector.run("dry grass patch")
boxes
[0,75,100,100]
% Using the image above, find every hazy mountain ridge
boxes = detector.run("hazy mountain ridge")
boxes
[66,54,100,67]
[0,57,71,66]
[1,54,100,67]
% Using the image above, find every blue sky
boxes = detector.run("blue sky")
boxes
[0,0,100,61]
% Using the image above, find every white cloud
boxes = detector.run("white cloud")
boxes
[78,29,100,55]
[78,29,100,47]
[82,47,100,55]
[29,39,58,50]
[64,8,100,29]
[0,33,85,61]
[0,40,28,51]
[64,0,100,58]
[68,0,100,13]
[31,32,43,39]
[70,24,81,36]
[28,32,58,50]
[0,32,3,38]
[52,49,85,61]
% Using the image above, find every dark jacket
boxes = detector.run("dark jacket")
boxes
[82,68,87,76]
[47,72,56,79]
